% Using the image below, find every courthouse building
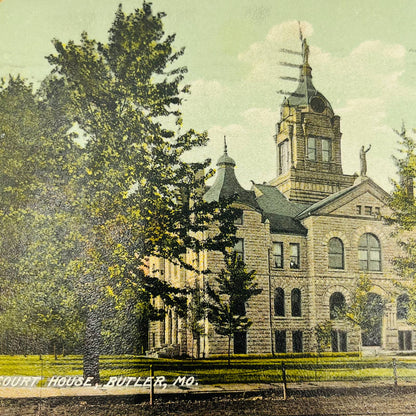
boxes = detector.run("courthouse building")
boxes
[148,41,414,357]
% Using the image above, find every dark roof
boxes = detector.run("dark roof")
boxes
[254,183,310,216]
[204,151,260,210]
[283,63,332,112]
[264,212,308,235]
[253,183,310,235]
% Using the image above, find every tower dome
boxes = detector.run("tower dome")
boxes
[283,39,333,115]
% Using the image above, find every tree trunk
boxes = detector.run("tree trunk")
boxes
[228,335,231,366]
[83,309,101,384]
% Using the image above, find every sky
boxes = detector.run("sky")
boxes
[1,0,416,191]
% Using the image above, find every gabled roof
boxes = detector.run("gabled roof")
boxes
[296,176,390,219]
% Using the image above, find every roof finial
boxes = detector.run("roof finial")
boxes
[224,135,228,155]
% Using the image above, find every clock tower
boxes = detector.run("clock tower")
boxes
[269,40,356,204]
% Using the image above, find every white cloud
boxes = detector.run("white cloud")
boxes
[186,22,416,192]
[337,97,397,189]
[238,20,313,83]
[242,107,279,130]
[189,79,228,98]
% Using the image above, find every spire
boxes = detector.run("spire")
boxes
[217,136,235,167]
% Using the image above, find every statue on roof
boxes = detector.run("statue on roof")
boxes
[360,144,371,176]
[302,38,310,65]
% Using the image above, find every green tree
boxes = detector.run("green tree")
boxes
[46,3,237,381]
[340,274,385,347]
[0,76,83,356]
[314,321,332,353]
[187,283,205,359]
[205,251,262,365]
[385,126,416,323]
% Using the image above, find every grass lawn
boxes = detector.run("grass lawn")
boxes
[0,354,415,385]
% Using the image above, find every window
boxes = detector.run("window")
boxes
[290,243,300,269]
[233,331,247,354]
[356,205,362,215]
[322,139,331,162]
[374,207,381,216]
[359,233,381,271]
[168,310,173,344]
[279,140,290,174]
[364,206,373,215]
[328,238,344,269]
[272,242,283,268]
[331,330,347,352]
[398,331,412,351]
[274,288,285,316]
[397,293,410,320]
[174,312,179,344]
[307,137,316,161]
[234,213,243,225]
[291,288,302,317]
[329,292,346,319]
[275,330,286,353]
[234,238,244,261]
[292,331,303,353]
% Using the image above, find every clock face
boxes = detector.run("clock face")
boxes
[310,96,325,113]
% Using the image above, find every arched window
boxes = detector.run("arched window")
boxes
[329,292,346,319]
[397,293,410,320]
[359,233,381,271]
[274,288,285,316]
[291,288,301,317]
[328,238,344,269]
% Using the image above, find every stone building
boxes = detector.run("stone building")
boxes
[148,40,413,357]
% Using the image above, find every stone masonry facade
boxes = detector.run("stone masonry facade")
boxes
[147,40,414,357]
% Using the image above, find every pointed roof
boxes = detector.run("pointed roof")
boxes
[204,138,260,210]
[283,39,332,112]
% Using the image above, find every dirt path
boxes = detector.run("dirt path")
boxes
[1,389,416,416]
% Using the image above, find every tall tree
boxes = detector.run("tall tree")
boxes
[47,3,237,381]
[205,251,262,365]
[0,76,83,355]
[385,126,416,322]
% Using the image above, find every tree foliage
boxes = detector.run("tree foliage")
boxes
[314,321,332,353]
[44,2,237,380]
[0,76,83,355]
[384,126,416,324]
[340,274,385,346]
[385,127,416,279]
[0,2,237,381]
[205,251,262,364]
